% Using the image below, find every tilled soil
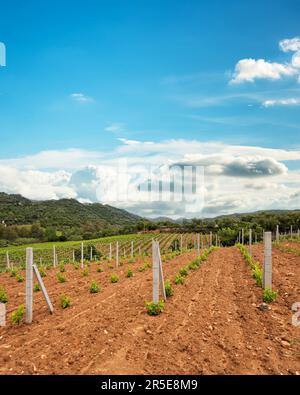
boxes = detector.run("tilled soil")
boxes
[0,247,299,375]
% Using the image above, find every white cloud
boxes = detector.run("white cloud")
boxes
[263,98,300,107]
[279,37,300,52]
[292,51,300,68]
[1,139,300,218]
[70,93,94,103]
[0,148,104,170]
[230,58,295,84]
[0,165,74,201]
[174,155,287,177]
[231,37,300,84]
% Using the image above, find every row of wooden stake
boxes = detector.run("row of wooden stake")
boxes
[5,233,221,270]
[1,248,53,327]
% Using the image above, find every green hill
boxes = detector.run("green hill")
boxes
[0,193,146,245]
[0,192,141,228]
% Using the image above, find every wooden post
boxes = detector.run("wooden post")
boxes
[90,247,93,261]
[291,225,293,238]
[131,241,134,258]
[116,241,119,267]
[180,235,183,252]
[276,225,279,242]
[33,265,54,314]
[249,229,252,257]
[209,232,212,247]
[241,228,244,245]
[0,303,6,327]
[6,251,10,270]
[157,242,166,300]
[152,240,166,302]
[72,250,75,263]
[139,245,141,256]
[81,242,84,269]
[263,232,272,290]
[152,240,159,303]
[53,245,56,268]
[197,233,200,257]
[109,243,112,260]
[26,247,33,324]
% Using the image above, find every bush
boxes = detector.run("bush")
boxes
[16,274,24,283]
[59,263,65,273]
[238,244,263,287]
[97,267,104,273]
[263,288,278,304]
[179,267,189,277]
[73,262,79,270]
[82,268,89,277]
[252,264,263,287]
[60,294,71,309]
[39,267,46,278]
[33,283,40,292]
[165,280,173,298]
[174,274,184,285]
[90,280,100,294]
[188,262,198,271]
[145,300,165,316]
[11,305,24,325]
[108,264,114,269]
[138,266,145,272]
[10,268,18,277]
[0,286,8,303]
[57,273,66,283]
[110,274,119,283]
[126,269,133,278]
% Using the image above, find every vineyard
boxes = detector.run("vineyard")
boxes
[0,232,299,374]
[0,232,217,270]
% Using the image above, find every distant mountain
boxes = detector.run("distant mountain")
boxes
[150,209,300,223]
[150,216,178,223]
[0,192,142,229]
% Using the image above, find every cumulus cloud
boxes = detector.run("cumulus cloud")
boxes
[222,157,287,177]
[292,51,300,68]
[0,139,300,218]
[279,37,300,52]
[174,155,287,178]
[230,37,300,84]
[0,165,74,200]
[69,166,99,201]
[230,58,295,84]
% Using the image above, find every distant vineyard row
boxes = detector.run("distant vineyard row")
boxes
[0,233,213,269]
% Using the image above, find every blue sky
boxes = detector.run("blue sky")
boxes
[0,0,300,217]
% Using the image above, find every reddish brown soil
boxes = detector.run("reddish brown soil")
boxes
[0,247,299,375]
